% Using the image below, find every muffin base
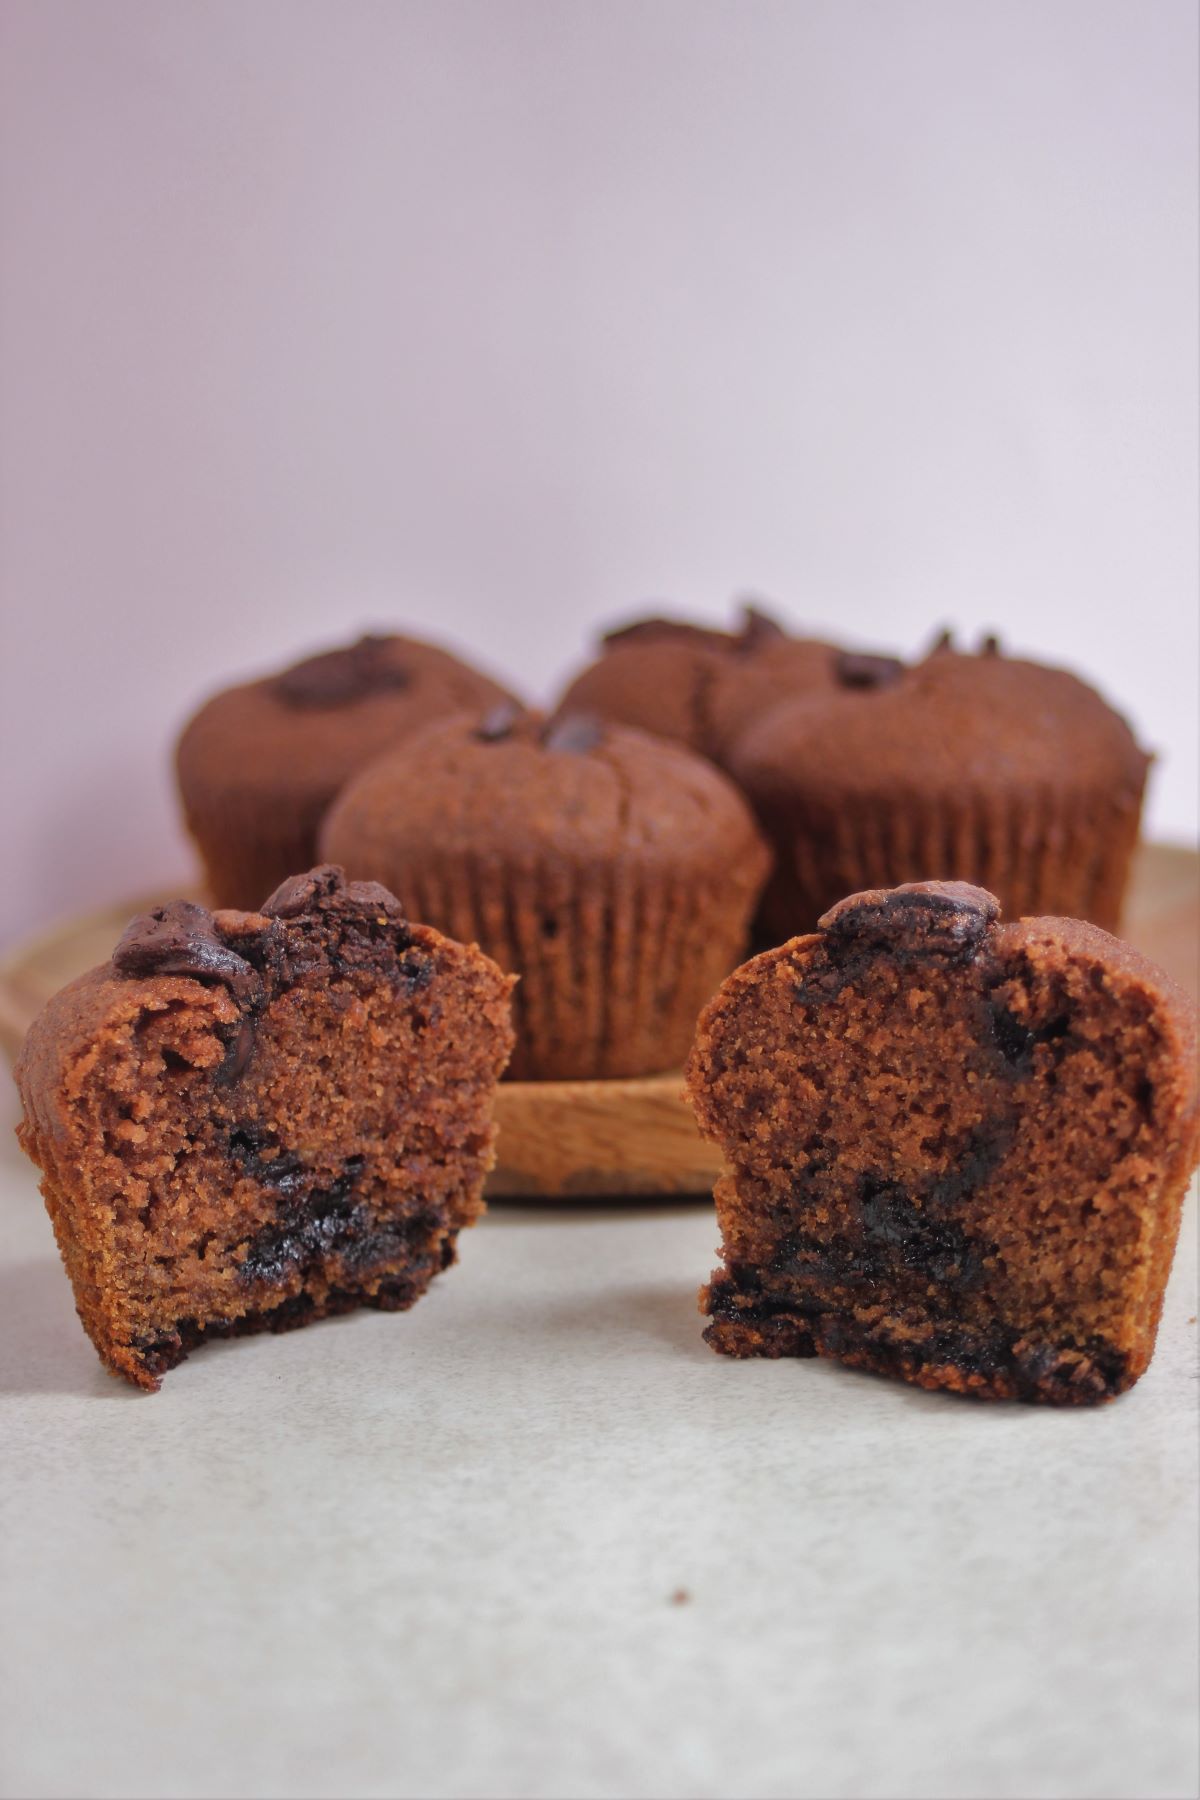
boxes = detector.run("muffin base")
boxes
[399,854,769,1081]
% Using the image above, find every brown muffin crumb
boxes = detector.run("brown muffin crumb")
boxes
[15,867,514,1389]
[687,882,1198,1404]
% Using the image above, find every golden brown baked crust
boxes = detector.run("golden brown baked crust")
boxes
[686,881,1198,1404]
[728,641,1150,938]
[15,867,515,1389]
[176,633,516,908]
[320,707,773,1080]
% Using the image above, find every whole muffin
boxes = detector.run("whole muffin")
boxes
[555,605,875,767]
[728,636,1150,941]
[320,706,773,1080]
[176,632,516,908]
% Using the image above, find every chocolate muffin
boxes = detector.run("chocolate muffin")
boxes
[320,706,772,1080]
[728,636,1150,941]
[14,867,515,1390]
[176,632,517,909]
[687,882,1198,1404]
[555,605,863,767]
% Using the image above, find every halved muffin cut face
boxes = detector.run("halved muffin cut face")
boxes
[687,882,1198,1403]
[16,868,515,1389]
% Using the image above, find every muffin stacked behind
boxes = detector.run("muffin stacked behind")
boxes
[728,637,1150,940]
[556,605,850,766]
[320,707,772,1080]
[177,632,516,909]
[175,620,1151,1034]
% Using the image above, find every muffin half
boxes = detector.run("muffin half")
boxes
[15,867,515,1389]
[687,881,1197,1402]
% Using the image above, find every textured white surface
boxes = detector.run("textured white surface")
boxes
[0,1115,1196,1800]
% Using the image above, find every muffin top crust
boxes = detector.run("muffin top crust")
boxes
[320,704,771,876]
[555,603,861,764]
[728,636,1150,803]
[176,632,516,803]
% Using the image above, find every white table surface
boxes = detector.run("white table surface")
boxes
[1,1105,1196,1800]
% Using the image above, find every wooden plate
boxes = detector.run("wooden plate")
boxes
[2,842,1196,1199]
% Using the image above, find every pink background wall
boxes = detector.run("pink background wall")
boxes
[2,0,1196,949]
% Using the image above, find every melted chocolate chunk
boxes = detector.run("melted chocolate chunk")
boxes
[476,701,524,742]
[228,1126,434,1285]
[792,965,848,1007]
[397,951,435,992]
[113,902,261,1004]
[796,886,1002,1007]
[322,920,426,991]
[262,866,347,918]
[274,635,410,709]
[857,1175,989,1284]
[262,864,404,924]
[214,1016,257,1086]
[820,882,1000,964]
[805,1314,1127,1403]
[834,650,905,690]
[703,1275,1129,1403]
[344,880,406,919]
[230,1129,438,1289]
[705,1270,822,1327]
[542,712,603,754]
[988,1002,1074,1078]
[233,1152,437,1296]
[228,1124,307,1194]
[238,1159,368,1284]
[130,1262,443,1382]
[763,1127,1009,1292]
[769,1192,989,1290]
[989,1004,1036,1075]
